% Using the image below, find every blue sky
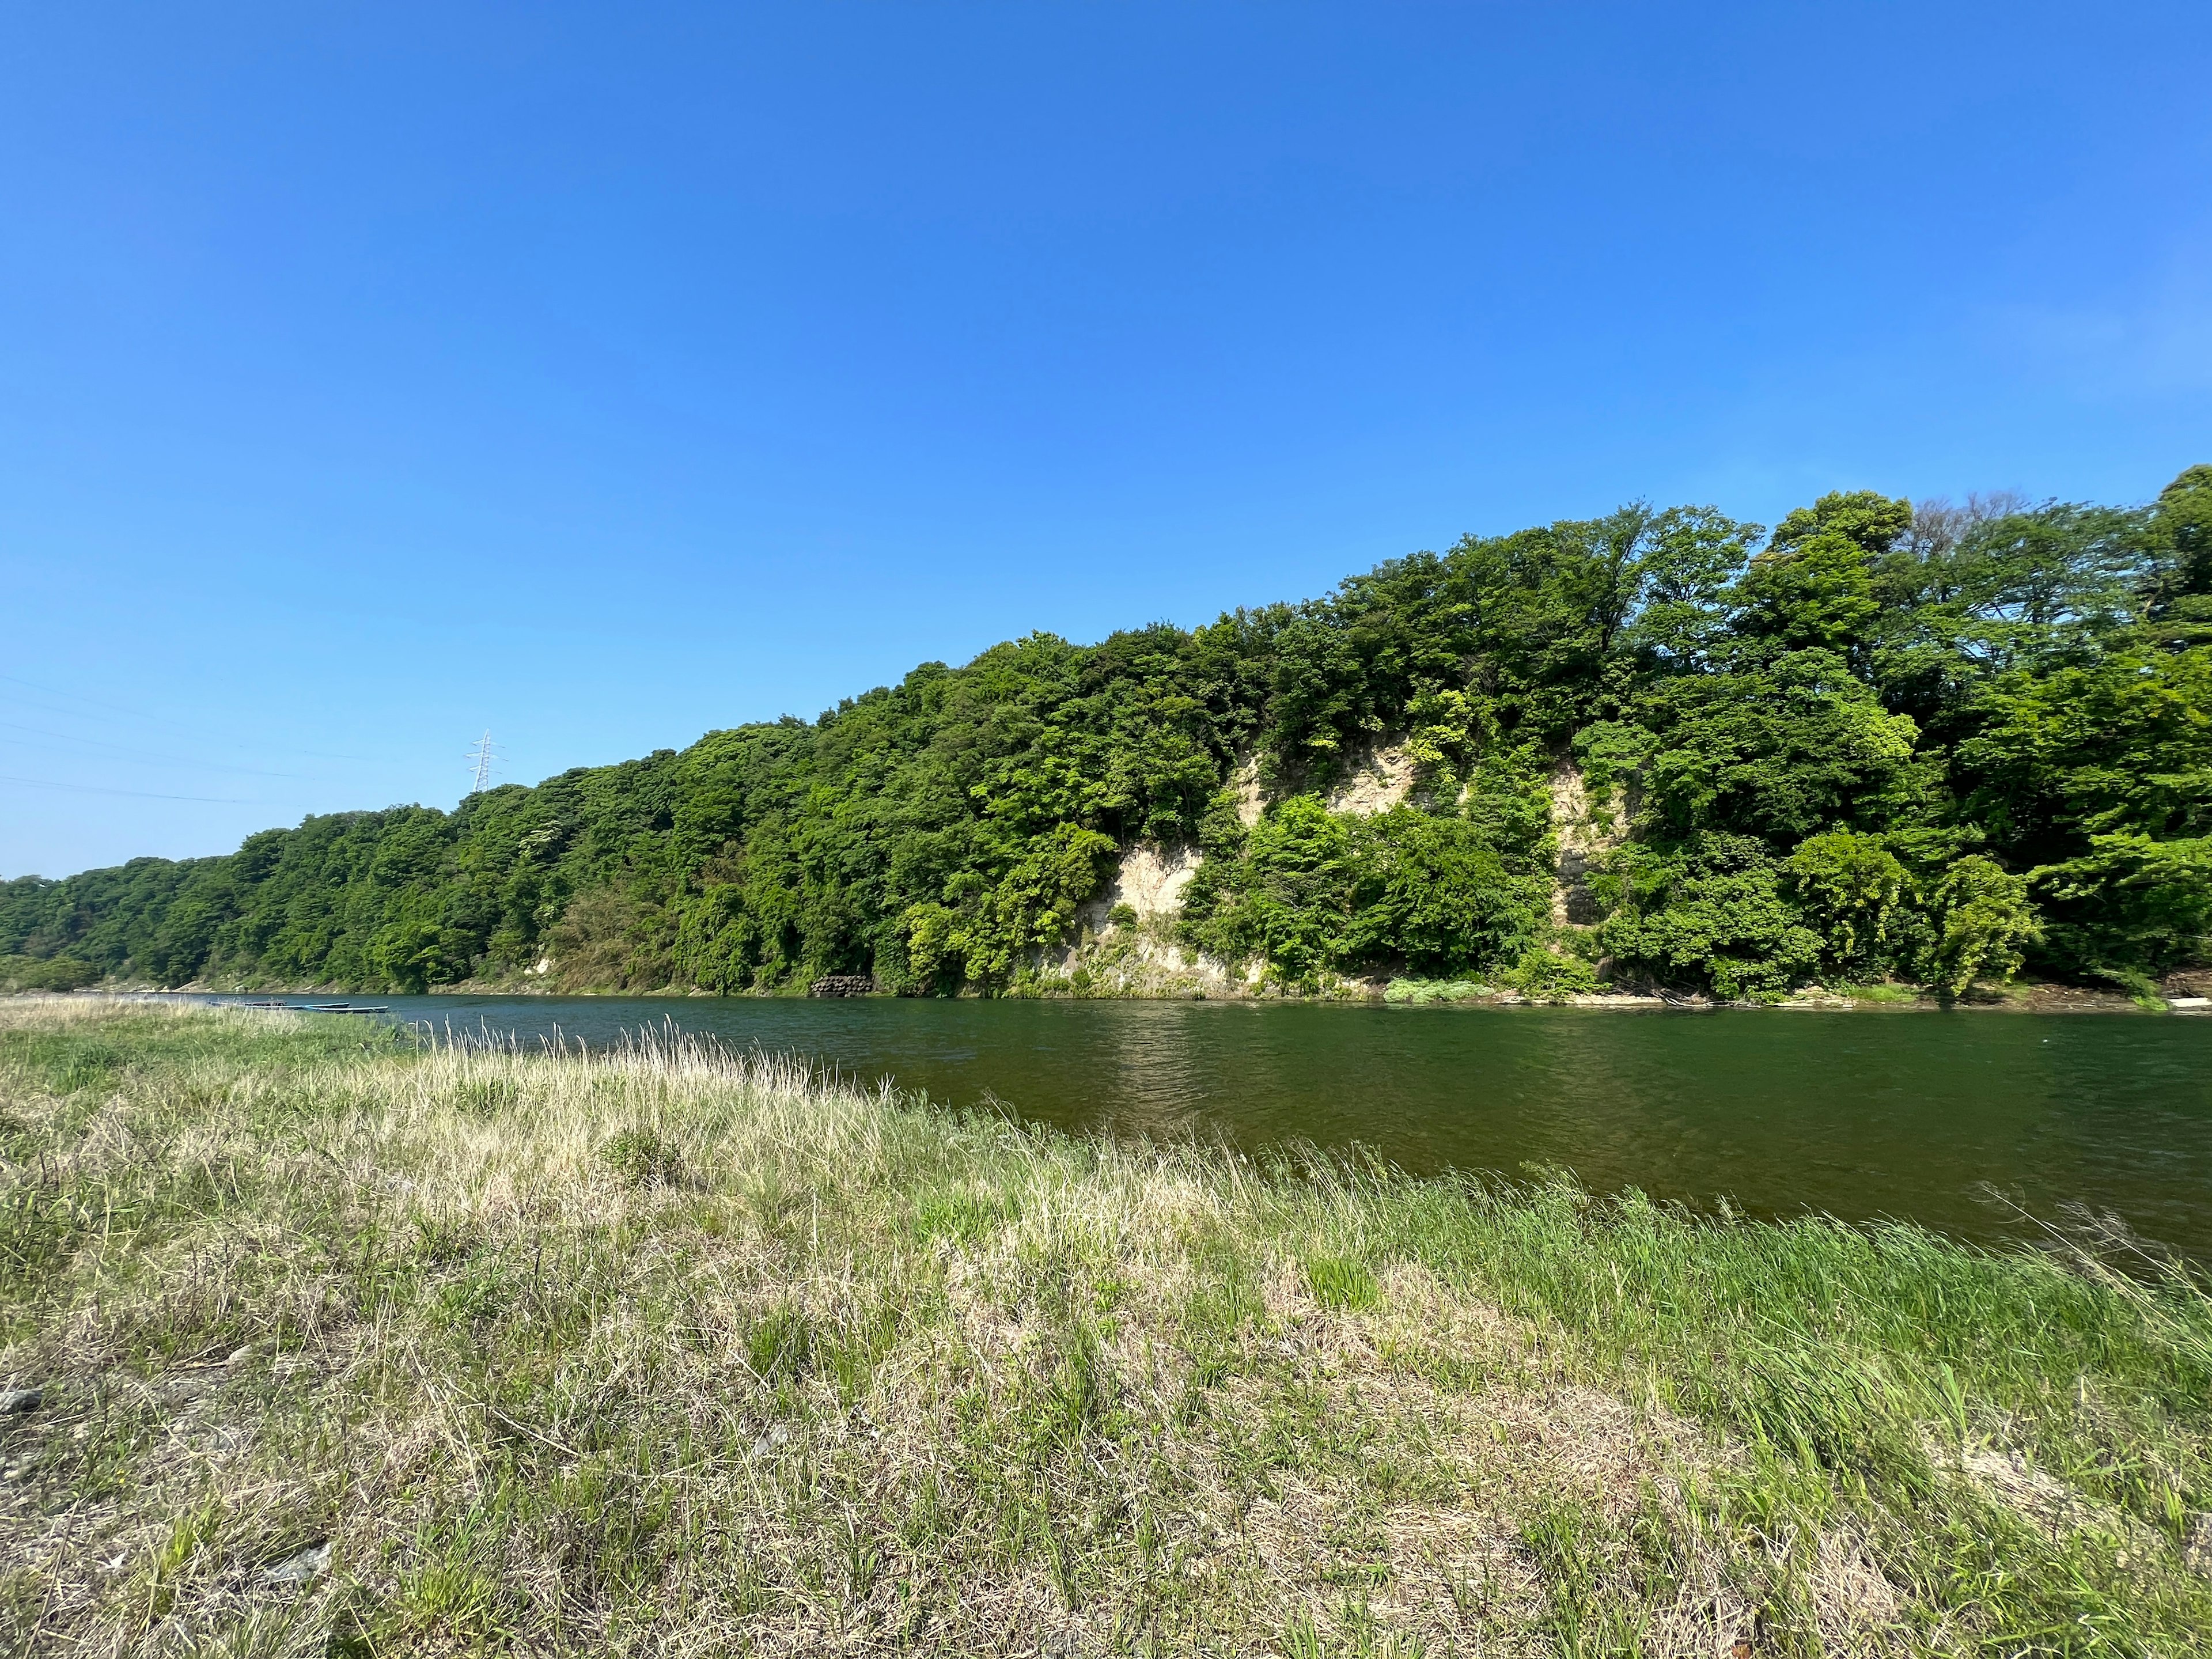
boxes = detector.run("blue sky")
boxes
[5,2,2209,878]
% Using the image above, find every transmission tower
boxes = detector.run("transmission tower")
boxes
[465,730,501,796]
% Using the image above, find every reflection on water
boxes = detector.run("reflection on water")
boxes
[199,994,2212,1257]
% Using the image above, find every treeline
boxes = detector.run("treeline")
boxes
[6,469,2209,999]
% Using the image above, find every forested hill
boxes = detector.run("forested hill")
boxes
[7,472,2211,1001]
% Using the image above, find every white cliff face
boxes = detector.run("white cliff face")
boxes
[1228,738,1413,827]
[1073,842,1201,937]
[1230,756,1266,828]
[1548,760,1625,927]
[1046,743,1416,995]
[1031,752,1627,998]
[1113,842,1202,920]
[1323,740,1415,816]
[1052,841,1249,994]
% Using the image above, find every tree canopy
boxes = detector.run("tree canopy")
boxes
[8,469,2209,999]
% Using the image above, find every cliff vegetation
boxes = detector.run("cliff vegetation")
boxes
[6,472,2210,1001]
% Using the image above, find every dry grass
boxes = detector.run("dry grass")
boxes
[1,998,2209,1657]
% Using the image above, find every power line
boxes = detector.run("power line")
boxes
[0,720,325,781]
[0,672,378,763]
[0,773,254,804]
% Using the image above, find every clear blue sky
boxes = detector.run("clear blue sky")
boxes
[5,3,2209,879]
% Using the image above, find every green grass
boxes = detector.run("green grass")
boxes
[2,998,2209,1656]
[1831,982,1927,1006]
[1380,979,1493,1005]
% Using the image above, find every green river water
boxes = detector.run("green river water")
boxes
[203,995,2212,1258]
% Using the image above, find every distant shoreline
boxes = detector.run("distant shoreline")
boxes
[38,980,2197,1014]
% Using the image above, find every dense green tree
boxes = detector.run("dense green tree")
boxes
[6,469,2206,998]
[1177,797,1547,985]
[1915,855,2042,996]
[1785,830,1911,980]
[1601,835,1823,1002]
[2147,465,2212,631]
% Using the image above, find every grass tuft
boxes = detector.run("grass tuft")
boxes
[600,1124,685,1189]
[1304,1252,1380,1310]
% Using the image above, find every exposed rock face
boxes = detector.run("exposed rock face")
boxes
[1116,842,1202,921]
[1323,740,1414,816]
[1224,738,1412,827]
[1074,842,1202,935]
[1230,756,1266,828]
[1549,762,1624,927]
[1050,841,1251,994]
[1045,744,1419,995]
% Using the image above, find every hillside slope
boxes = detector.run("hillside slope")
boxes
[6,474,2210,999]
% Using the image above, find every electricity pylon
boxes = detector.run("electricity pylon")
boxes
[465,730,501,796]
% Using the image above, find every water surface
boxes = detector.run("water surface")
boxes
[202,995,2212,1257]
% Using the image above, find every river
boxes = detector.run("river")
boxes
[196,994,2212,1258]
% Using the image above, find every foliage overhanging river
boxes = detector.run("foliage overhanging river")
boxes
[202,995,2212,1259]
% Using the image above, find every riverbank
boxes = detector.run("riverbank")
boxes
[3,1002,2210,1654]
[55,974,2191,1014]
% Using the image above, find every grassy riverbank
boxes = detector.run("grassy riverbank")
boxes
[3,1003,2209,1656]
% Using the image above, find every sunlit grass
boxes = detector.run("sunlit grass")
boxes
[1830,982,1926,1005]
[2,998,2208,1655]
